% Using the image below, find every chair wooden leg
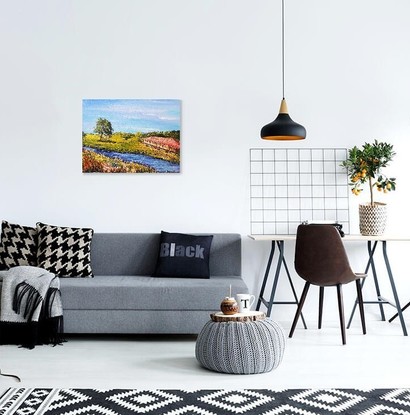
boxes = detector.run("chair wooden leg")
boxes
[356,279,367,335]
[289,282,310,338]
[336,284,346,345]
[318,286,324,329]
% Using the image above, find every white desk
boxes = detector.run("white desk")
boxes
[249,234,410,336]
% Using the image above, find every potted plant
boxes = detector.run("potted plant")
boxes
[341,140,396,235]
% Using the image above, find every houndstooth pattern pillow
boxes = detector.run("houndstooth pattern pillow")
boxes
[36,222,94,278]
[0,220,38,270]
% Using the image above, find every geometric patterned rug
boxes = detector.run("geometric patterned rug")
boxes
[1,388,410,415]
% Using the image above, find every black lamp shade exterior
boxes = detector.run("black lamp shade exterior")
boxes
[261,113,306,141]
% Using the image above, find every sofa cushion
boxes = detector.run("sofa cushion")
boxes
[36,222,94,278]
[0,221,37,270]
[60,275,248,311]
[153,231,213,279]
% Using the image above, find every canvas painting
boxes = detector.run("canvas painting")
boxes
[82,99,181,173]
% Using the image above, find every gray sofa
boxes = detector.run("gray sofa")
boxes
[60,233,248,334]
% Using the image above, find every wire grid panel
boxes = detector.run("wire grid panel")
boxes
[250,148,350,235]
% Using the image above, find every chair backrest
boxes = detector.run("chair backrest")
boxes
[294,224,357,286]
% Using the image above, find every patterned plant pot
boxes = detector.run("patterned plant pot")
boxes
[359,202,387,236]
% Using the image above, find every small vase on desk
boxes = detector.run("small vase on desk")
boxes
[220,297,239,315]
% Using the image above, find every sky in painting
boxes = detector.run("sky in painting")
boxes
[82,99,181,133]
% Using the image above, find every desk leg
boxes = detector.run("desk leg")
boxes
[389,302,410,323]
[347,241,385,329]
[277,241,307,329]
[266,241,284,317]
[256,241,275,311]
[382,241,408,336]
[368,241,386,321]
[256,240,307,328]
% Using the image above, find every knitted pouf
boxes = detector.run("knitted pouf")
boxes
[195,318,286,374]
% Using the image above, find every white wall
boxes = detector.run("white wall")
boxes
[1,0,410,325]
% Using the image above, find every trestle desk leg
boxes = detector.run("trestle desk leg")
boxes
[390,301,410,323]
[382,241,408,336]
[266,241,284,317]
[368,241,386,321]
[256,241,275,311]
[277,241,307,329]
[347,241,385,329]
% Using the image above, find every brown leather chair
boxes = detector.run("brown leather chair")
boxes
[289,224,367,345]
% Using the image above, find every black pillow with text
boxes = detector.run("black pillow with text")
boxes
[153,231,213,278]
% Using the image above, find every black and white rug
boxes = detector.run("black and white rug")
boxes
[1,388,410,415]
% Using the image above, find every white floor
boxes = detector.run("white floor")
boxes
[1,318,410,394]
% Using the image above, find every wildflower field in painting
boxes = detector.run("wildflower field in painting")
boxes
[82,99,181,173]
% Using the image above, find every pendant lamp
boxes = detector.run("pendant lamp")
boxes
[261,0,306,141]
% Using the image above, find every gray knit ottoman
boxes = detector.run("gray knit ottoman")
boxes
[195,313,286,374]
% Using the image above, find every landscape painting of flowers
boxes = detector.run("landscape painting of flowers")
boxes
[82,99,181,173]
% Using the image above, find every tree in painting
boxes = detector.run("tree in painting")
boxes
[94,118,113,141]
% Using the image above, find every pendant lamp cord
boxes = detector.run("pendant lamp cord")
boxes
[282,0,285,100]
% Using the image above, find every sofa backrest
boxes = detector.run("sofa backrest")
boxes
[90,233,241,277]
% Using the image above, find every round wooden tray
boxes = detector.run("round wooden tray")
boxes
[211,311,266,322]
